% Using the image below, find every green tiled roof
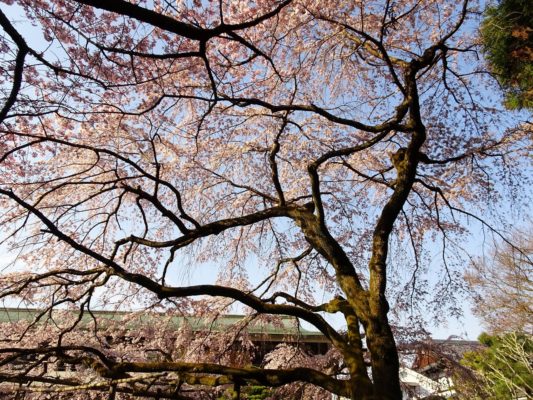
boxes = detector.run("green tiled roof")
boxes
[0,308,328,341]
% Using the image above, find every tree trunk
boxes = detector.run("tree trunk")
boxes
[365,320,403,400]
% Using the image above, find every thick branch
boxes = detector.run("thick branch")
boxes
[111,361,350,397]
[72,0,293,42]
[0,10,29,123]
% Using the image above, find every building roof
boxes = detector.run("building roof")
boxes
[0,307,329,343]
[411,338,485,373]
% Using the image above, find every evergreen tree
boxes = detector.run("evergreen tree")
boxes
[481,0,533,109]
[459,332,532,399]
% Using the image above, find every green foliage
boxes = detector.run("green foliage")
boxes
[459,332,533,399]
[480,0,533,109]
[218,385,272,400]
[246,386,272,400]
